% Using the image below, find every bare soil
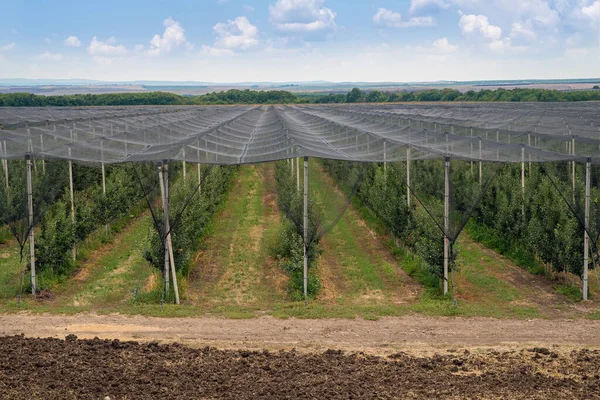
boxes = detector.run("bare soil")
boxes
[2,314,600,355]
[1,333,599,399]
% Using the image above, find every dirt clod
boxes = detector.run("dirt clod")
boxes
[1,336,599,399]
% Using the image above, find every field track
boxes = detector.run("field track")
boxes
[1,314,599,354]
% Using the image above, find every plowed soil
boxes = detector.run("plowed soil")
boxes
[1,335,599,399]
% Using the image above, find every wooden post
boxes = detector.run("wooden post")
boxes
[583,158,591,301]
[26,154,36,295]
[444,156,450,295]
[303,156,309,306]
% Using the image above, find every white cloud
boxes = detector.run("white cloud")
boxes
[269,0,336,32]
[409,0,450,13]
[87,37,128,57]
[510,20,537,40]
[432,37,458,52]
[44,37,52,44]
[199,45,236,57]
[488,38,528,54]
[244,4,255,12]
[34,51,64,61]
[496,0,559,27]
[459,14,502,40]
[581,1,599,23]
[213,16,259,49]
[64,36,82,47]
[0,42,16,52]
[147,17,189,57]
[373,8,435,27]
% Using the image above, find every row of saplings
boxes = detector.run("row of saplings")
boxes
[0,159,235,301]
[321,158,598,297]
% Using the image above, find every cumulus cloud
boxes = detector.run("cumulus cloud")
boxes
[87,37,128,57]
[64,36,81,47]
[502,0,560,27]
[432,37,458,52]
[213,16,259,49]
[269,0,336,32]
[581,1,599,23]
[459,13,502,40]
[147,17,189,56]
[373,8,435,28]
[510,20,537,40]
[409,0,450,13]
[34,51,64,61]
[0,42,16,52]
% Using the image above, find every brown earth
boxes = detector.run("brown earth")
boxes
[2,314,600,355]
[0,334,599,399]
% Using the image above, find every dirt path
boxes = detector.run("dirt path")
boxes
[1,313,600,356]
[310,160,420,305]
[456,234,596,317]
[187,164,286,308]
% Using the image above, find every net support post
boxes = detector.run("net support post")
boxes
[583,157,591,301]
[68,147,76,261]
[296,156,300,193]
[521,144,525,218]
[2,140,8,199]
[383,140,387,181]
[303,156,309,306]
[406,147,411,207]
[478,137,483,187]
[158,163,170,296]
[101,140,108,235]
[158,162,180,305]
[26,154,36,295]
[444,156,450,296]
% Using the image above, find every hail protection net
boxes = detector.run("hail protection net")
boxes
[1,103,599,166]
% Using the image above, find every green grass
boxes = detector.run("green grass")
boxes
[554,284,582,302]
[465,221,545,275]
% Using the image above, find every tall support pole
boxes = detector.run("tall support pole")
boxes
[583,158,591,301]
[2,140,8,197]
[443,156,450,295]
[40,136,45,175]
[383,140,387,180]
[479,137,483,187]
[158,163,170,295]
[291,156,294,177]
[296,156,300,193]
[406,147,411,207]
[303,156,309,306]
[572,137,576,204]
[182,148,187,182]
[101,140,107,234]
[162,162,180,305]
[197,139,202,194]
[521,144,525,218]
[26,155,36,295]
[68,143,76,261]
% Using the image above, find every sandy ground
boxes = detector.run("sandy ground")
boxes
[1,313,600,356]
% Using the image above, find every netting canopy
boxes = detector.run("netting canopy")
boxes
[1,102,599,165]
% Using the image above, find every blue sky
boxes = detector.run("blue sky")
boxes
[0,0,598,82]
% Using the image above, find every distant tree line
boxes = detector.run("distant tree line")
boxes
[1,86,600,107]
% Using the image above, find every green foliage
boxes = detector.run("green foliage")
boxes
[143,165,236,278]
[1,87,599,107]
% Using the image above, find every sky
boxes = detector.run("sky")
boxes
[0,0,599,82]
